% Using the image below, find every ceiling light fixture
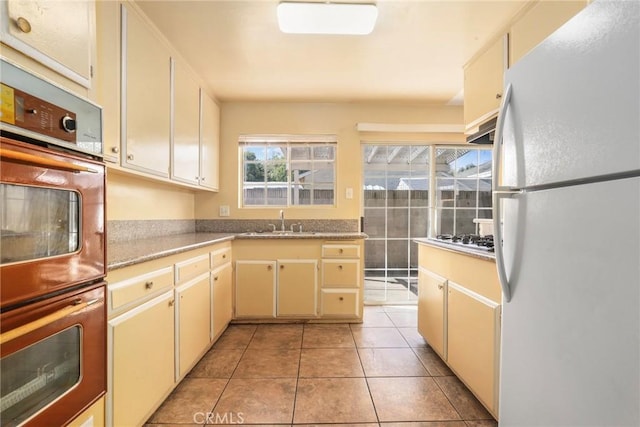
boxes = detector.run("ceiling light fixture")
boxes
[277,2,378,35]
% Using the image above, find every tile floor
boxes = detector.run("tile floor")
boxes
[145,305,497,426]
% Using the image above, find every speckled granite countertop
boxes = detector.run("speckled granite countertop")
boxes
[108,233,235,271]
[414,238,495,261]
[108,232,368,271]
[234,231,368,240]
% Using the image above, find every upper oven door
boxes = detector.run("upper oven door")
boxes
[0,137,106,309]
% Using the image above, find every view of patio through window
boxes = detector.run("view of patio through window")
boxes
[362,144,492,304]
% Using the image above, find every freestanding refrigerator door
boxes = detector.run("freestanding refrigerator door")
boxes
[498,177,640,426]
[501,0,639,190]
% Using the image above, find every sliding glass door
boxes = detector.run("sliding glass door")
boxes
[362,145,429,304]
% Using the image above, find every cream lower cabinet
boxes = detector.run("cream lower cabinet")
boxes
[416,242,501,418]
[108,291,175,427]
[175,272,211,380]
[320,243,362,319]
[235,260,276,318]
[417,267,447,359]
[212,262,233,339]
[277,260,318,317]
[447,282,501,416]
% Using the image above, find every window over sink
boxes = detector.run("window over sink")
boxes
[240,135,336,207]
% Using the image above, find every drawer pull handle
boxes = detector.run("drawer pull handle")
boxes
[16,17,32,33]
[339,249,344,254]
[145,281,154,289]
[339,297,344,301]
[223,254,226,259]
[338,265,343,270]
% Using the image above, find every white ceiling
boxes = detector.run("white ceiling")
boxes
[135,0,528,104]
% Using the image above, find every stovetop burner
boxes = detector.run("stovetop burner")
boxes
[435,234,494,252]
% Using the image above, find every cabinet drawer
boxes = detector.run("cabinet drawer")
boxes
[322,260,360,288]
[175,254,210,284]
[109,267,174,312]
[210,246,231,269]
[321,289,359,317]
[322,244,360,258]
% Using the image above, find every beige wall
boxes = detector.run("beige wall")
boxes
[107,170,195,220]
[195,101,464,221]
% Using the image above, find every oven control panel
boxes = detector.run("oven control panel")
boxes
[1,83,77,144]
[0,59,102,157]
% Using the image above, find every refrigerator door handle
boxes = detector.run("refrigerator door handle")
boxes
[492,83,517,303]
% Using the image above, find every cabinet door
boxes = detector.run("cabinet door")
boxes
[108,291,175,427]
[277,260,317,317]
[463,35,507,130]
[212,263,232,340]
[199,90,220,190]
[121,3,170,177]
[235,261,276,318]
[176,273,211,379]
[447,282,500,414]
[509,1,587,66]
[171,59,200,185]
[2,0,93,87]
[417,268,447,359]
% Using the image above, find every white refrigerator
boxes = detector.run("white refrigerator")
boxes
[492,1,639,425]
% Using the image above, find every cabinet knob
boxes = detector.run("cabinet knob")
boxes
[267,265,272,270]
[111,146,120,154]
[168,299,175,307]
[201,177,206,181]
[15,17,32,33]
[214,276,219,281]
[339,249,344,254]
[145,281,154,289]
[437,284,443,290]
[338,265,343,270]
[127,154,134,161]
[339,297,344,301]
[496,93,502,99]
[222,254,226,259]
[280,265,284,269]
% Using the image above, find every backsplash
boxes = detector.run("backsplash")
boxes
[196,219,359,233]
[108,219,359,243]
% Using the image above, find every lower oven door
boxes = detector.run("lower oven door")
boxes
[0,283,106,427]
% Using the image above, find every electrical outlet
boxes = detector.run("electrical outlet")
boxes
[346,187,354,199]
[219,205,230,217]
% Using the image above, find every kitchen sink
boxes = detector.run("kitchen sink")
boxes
[240,231,318,237]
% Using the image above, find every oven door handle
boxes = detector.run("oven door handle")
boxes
[0,148,99,174]
[0,298,102,345]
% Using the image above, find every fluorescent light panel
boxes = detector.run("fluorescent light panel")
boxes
[277,2,378,35]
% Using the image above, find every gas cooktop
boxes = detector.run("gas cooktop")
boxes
[435,234,495,252]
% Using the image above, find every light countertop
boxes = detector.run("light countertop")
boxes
[413,237,496,261]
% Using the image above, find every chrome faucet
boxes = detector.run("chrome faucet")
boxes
[279,209,285,232]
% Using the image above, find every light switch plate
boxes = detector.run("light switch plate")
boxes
[219,205,230,217]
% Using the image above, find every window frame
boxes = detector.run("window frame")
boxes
[239,135,337,208]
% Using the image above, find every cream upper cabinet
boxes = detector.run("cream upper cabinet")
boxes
[1,0,94,88]
[235,260,277,318]
[175,273,211,380]
[509,0,587,66]
[447,282,501,416]
[463,35,507,132]
[199,90,220,190]
[121,3,171,177]
[417,267,447,359]
[171,59,201,185]
[277,260,318,317]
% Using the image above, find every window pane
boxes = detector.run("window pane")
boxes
[364,170,386,207]
[266,163,287,183]
[410,207,429,237]
[313,188,333,205]
[387,240,408,270]
[365,239,385,269]
[455,179,478,208]
[454,209,478,235]
[290,146,310,160]
[312,161,335,183]
[363,208,385,238]
[455,150,479,177]
[291,184,311,205]
[437,208,454,235]
[313,145,334,160]
[387,208,408,238]
[244,163,264,182]
[266,185,287,205]
[266,146,286,160]
[436,178,455,208]
[243,186,265,205]
[244,146,266,161]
